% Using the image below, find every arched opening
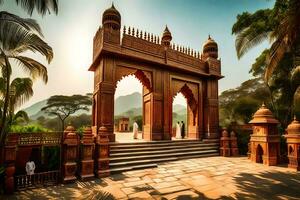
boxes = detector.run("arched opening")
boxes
[114,74,143,142]
[289,146,294,156]
[172,93,187,140]
[256,144,264,163]
[171,84,198,140]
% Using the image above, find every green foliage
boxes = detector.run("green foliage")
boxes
[219,78,268,127]
[232,0,300,81]
[41,94,92,131]
[234,130,251,155]
[9,123,49,133]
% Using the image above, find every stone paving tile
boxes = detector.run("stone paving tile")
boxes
[8,157,300,200]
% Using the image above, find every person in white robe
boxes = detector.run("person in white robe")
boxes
[26,160,35,176]
[175,121,181,139]
[133,121,139,139]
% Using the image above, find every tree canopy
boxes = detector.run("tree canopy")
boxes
[41,94,92,131]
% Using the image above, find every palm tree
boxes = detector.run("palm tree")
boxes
[232,0,300,81]
[0,0,58,16]
[0,77,32,134]
[0,17,53,145]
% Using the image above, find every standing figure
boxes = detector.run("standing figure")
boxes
[181,121,185,139]
[26,158,36,176]
[175,121,181,139]
[133,121,139,139]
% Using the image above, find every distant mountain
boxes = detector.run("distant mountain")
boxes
[114,92,142,115]
[23,92,187,120]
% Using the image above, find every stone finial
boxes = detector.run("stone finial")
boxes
[123,26,126,34]
[230,131,236,137]
[222,129,229,137]
[161,25,172,47]
[128,26,131,35]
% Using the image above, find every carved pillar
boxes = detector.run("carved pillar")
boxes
[63,126,79,182]
[95,126,110,177]
[80,127,94,180]
[220,129,230,157]
[203,79,219,139]
[285,117,300,170]
[230,131,239,156]
[249,103,280,166]
[96,81,115,142]
[4,134,18,194]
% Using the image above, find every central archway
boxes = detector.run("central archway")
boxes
[114,66,153,141]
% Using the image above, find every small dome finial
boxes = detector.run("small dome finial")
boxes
[294,115,297,121]
[208,34,211,39]
[161,25,172,47]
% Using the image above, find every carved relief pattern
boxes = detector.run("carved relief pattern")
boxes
[122,35,164,57]
[167,49,206,71]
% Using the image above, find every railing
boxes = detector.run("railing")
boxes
[13,132,62,146]
[15,170,60,190]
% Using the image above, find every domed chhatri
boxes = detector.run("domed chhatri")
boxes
[286,116,300,134]
[202,35,218,59]
[161,25,172,47]
[285,116,300,170]
[248,103,280,166]
[102,3,121,30]
[249,103,279,124]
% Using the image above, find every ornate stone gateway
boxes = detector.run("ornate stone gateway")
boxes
[89,4,223,142]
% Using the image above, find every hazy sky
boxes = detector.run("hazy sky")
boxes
[1,0,274,108]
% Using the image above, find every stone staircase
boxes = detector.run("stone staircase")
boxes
[109,139,219,173]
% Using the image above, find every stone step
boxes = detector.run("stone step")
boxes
[109,149,219,163]
[110,142,219,153]
[110,139,201,146]
[109,153,219,174]
[110,157,178,167]
[110,141,218,149]
[110,146,219,157]
[109,164,158,174]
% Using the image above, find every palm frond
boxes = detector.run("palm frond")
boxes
[10,77,33,110]
[235,27,270,59]
[0,20,53,62]
[13,110,29,123]
[265,39,288,81]
[12,56,48,83]
[0,11,42,36]
[15,0,58,16]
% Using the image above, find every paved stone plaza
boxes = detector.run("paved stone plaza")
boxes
[6,157,300,200]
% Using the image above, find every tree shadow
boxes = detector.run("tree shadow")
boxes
[231,170,300,200]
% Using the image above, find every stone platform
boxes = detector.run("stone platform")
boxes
[7,157,300,200]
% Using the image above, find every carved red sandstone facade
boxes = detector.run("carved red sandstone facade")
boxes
[89,4,223,141]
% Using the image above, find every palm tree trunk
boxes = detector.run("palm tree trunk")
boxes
[0,56,11,146]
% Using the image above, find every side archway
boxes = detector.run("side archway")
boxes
[171,80,200,139]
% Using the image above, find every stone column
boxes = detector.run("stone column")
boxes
[79,127,94,180]
[220,129,230,157]
[95,126,110,177]
[285,117,300,170]
[230,131,239,156]
[63,126,79,182]
[4,134,18,194]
